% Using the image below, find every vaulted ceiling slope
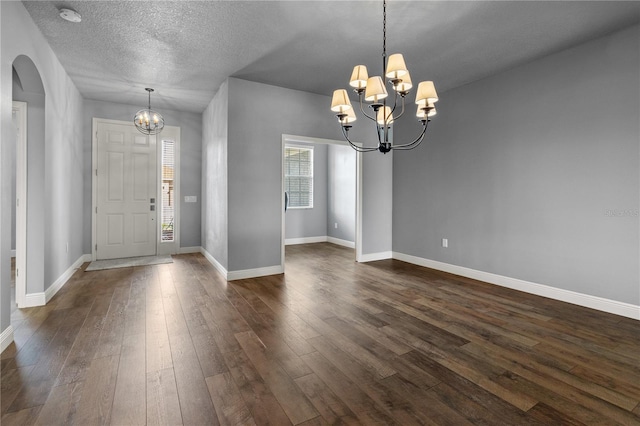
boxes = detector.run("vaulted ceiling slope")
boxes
[22,1,640,113]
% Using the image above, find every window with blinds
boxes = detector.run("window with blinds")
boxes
[285,146,313,209]
[161,139,175,241]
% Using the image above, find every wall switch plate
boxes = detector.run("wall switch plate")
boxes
[184,196,197,203]
[334,223,338,229]
[442,238,448,248]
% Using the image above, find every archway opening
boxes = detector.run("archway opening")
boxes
[11,55,45,309]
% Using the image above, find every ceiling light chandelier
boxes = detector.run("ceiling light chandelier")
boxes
[134,88,164,135]
[330,0,439,153]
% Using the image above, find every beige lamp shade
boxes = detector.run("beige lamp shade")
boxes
[349,65,369,89]
[395,71,412,93]
[386,53,408,79]
[376,106,394,125]
[340,107,357,125]
[364,76,388,103]
[415,81,439,105]
[331,89,352,113]
[416,103,437,118]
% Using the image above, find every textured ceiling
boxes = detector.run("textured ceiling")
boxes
[22,1,640,113]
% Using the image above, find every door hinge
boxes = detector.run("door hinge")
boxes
[95,169,98,176]
[95,244,97,251]
[16,268,18,277]
[95,206,98,214]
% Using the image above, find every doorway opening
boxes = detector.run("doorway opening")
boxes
[281,135,362,272]
[12,55,46,309]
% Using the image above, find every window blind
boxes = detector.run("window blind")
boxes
[285,146,313,208]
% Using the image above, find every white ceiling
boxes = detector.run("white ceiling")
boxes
[22,1,640,113]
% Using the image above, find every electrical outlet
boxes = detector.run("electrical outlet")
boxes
[334,222,338,229]
[442,238,448,248]
[184,195,197,203]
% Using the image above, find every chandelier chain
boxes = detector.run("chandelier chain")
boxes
[382,0,387,73]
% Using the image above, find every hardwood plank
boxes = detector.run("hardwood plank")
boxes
[169,332,219,425]
[93,285,130,359]
[222,349,292,425]
[1,405,42,425]
[400,349,537,425]
[234,330,318,424]
[300,350,397,425]
[34,381,84,425]
[147,368,183,426]
[110,333,146,425]
[74,354,120,425]
[55,313,105,386]
[1,366,34,414]
[379,373,473,426]
[206,371,256,426]
[293,373,359,425]
[7,310,88,412]
[192,331,229,378]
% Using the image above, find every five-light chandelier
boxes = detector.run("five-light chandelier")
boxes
[330,0,439,153]
[134,88,165,135]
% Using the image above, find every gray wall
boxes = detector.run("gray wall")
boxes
[201,77,393,273]
[285,142,328,240]
[202,81,229,269]
[393,24,639,305]
[1,1,85,333]
[328,144,356,243]
[83,99,202,252]
[226,78,341,271]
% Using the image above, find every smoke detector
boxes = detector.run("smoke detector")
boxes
[59,8,81,23]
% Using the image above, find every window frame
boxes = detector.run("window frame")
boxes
[284,144,314,210]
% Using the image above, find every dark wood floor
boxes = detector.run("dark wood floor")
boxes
[2,243,639,425]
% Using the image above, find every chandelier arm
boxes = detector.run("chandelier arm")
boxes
[391,119,429,150]
[358,95,377,122]
[392,95,407,121]
[341,125,380,152]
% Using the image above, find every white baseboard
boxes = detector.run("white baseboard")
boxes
[392,251,640,321]
[45,254,88,304]
[179,246,201,254]
[285,236,327,245]
[24,291,46,307]
[200,247,284,281]
[227,265,284,281]
[0,325,14,353]
[358,251,393,263]
[21,254,90,308]
[327,237,355,249]
[200,247,228,279]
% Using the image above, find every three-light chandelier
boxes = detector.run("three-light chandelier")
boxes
[330,0,439,153]
[134,88,165,135]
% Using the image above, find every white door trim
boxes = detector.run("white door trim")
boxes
[281,134,363,272]
[91,118,181,260]
[13,101,27,308]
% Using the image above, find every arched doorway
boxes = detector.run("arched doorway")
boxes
[11,55,46,308]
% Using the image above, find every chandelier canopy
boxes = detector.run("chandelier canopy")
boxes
[330,0,439,153]
[134,88,165,135]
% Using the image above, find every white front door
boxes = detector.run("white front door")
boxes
[95,120,157,260]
